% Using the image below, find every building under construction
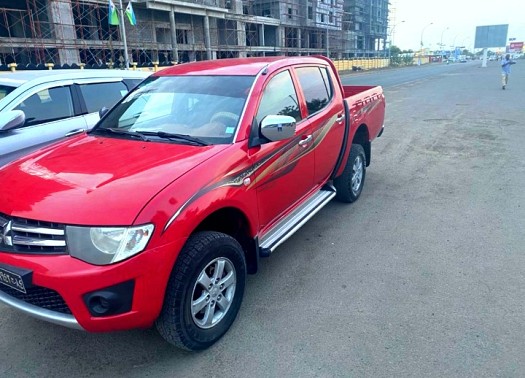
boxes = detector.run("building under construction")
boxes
[0,0,388,67]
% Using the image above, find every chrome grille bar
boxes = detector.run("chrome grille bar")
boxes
[12,235,66,247]
[12,225,65,236]
[0,213,67,254]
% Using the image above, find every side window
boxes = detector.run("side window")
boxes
[256,70,301,123]
[79,81,129,113]
[295,66,332,115]
[14,86,74,127]
[320,67,333,98]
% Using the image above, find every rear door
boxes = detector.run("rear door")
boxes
[294,65,345,185]
[75,79,132,129]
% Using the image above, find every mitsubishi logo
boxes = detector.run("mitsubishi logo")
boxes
[1,219,13,247]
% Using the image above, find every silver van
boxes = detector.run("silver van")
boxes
[0,69,149,167]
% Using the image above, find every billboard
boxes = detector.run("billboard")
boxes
[474,24,508,48]
[509,42,524,53]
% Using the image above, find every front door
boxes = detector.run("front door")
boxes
[250,69,316,231]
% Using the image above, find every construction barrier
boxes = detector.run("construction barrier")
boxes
[332,58,390,72]
[1,57,431,73]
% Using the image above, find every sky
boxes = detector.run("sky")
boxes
[389,0,525,52]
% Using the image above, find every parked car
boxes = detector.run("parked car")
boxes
[0,69,149,167]
[0,56,385,351]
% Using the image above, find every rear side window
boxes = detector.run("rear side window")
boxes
[0,85,16,100]
[295,66,332,115]
[79,81,128,113]
[256,70,301,123]
[14,86,74,127]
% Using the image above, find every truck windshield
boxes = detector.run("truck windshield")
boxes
[93,75,254,145]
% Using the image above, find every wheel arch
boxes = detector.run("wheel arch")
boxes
[193,207,259,275]
[352,123,371,166]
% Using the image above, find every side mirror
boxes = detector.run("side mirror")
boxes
[99,107,109,118]
[260,115,296,142]
[0,110,25,132]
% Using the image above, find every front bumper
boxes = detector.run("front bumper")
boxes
[0,238,185,332]
[0,288,82,329]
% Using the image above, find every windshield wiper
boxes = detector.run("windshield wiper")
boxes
[137,131,209,146]
[90,127,150,141]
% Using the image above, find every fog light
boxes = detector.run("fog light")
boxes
[88,294,116,315]
[83,280,135,317]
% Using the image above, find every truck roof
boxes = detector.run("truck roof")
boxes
[157,56,330,76]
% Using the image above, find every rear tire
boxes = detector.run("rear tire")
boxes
[156,231,246,351]
[334,144,366,203]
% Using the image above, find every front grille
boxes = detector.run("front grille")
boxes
[0,213,67,254]
[0,284,72,314]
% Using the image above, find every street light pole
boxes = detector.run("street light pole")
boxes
[390,20,405,46]
[440,26,449,55]
[452,34,459,50]
[451,34,461,61]
[118,0,129,69]
[387,20,405,64]
[420,22,434,50]
[419,22,433,65]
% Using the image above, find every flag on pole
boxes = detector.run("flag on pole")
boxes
[108,0,119,25]
[125,2,137,26]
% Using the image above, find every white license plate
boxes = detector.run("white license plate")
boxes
[0,267,27,293]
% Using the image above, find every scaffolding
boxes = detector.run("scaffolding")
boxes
[0,0,389,67]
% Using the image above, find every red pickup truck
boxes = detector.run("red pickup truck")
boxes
[0,56,385,351]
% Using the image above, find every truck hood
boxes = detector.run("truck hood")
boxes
[0,135,228,225]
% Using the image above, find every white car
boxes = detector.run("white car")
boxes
[0,69,149,167]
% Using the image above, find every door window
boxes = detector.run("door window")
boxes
[256,70,301,123]
[79,81,129,113]
[14,86,74,127]
[295,66,332,116]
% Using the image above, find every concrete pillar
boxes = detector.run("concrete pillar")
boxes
[48,0,80,64]
[306,32,310,50]
[169,9,179,63]
[276,26,284,48]
[326,29,329,57]
[237,21,246,58]
[260,24,265,56]
[204,14,212,60]
[259,24,265,46]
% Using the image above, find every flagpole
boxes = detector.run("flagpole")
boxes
[118,0,129,69]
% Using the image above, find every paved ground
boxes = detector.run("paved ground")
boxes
[1,60,524,377]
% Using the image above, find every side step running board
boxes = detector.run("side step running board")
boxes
[259,185,336,257]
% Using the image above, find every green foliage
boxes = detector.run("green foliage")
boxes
[389,56,403,66]
[390,45,402,57]
[402,55,414,65]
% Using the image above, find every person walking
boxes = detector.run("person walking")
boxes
[501,54,516,90]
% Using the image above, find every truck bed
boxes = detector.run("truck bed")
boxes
[343,85,381,99]
[342,84,385,143]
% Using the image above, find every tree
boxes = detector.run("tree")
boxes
[390,45,402,57]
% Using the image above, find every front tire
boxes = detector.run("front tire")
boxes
[334,144,366,203]
[156,231,246,351]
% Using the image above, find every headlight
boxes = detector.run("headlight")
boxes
[66,224,154,265]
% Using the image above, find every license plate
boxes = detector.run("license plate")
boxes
[0,265,32,294]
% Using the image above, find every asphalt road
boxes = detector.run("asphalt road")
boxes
[1,60,524,377]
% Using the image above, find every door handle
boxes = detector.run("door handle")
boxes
[298,134,312,147]
[65,128,84,137]
[336,114,345,124]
